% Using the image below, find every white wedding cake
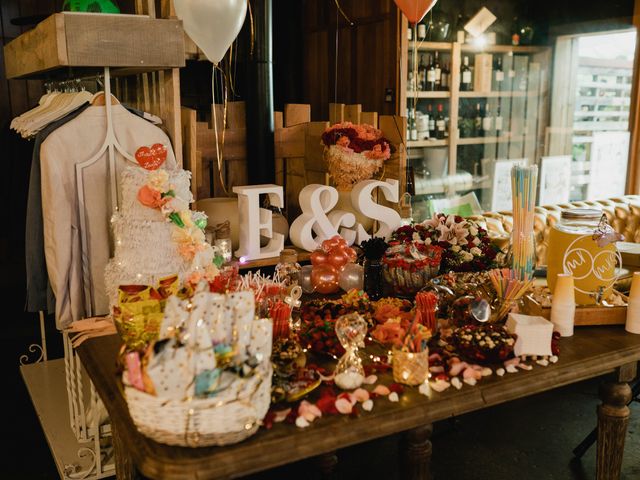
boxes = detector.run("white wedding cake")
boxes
[105,164,215,304]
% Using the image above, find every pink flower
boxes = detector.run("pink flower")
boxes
[137,185,168,209]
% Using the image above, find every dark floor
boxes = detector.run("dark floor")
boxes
[6,307,639,479]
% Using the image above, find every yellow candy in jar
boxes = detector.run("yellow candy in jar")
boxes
[547,209,619,305]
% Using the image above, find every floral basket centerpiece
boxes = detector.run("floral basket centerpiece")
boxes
[393,214,501,273]
[321,122,392,191]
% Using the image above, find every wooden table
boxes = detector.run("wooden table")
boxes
[76,326,640,480]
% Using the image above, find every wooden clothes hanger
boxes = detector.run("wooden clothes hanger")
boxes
[91,91,120,106]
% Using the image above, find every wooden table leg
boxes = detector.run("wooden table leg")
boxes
[112,422,142,480]
[314,451,338,479]
[402,424,433,480]
[596,382,632,480]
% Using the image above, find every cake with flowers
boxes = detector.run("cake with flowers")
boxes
[104,164,215,305]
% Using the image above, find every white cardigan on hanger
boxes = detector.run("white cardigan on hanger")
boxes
[41,104,177,328]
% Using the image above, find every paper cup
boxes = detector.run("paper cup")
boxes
[551,274,575,337]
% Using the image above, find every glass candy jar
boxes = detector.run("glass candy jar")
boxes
[333,313,367,390]
[214,221,233,263]
[275,249,301,288]
[547,209,620,305]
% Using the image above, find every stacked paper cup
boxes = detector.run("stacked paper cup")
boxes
[625,272,640,334]
[551,273,576,337]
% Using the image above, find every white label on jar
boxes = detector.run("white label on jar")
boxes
[462,71,471,83]
[496,71,504,82]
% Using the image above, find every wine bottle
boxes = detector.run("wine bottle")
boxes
[406,165,416,196]
[418,19,427,41]
[428,104,436,138]
[482,104,493,136]
[511,16,520,46]
[495,105,503,137]
[418,55,427,91]
[441,62,450,91]
[410,110,418,141]
[434,52,442,91]
[474,103,483,137]
[426,54,436,91]
[494,57,504,91]
[436,104,446,140]
[444,115,449,138]
[460,56,472,91]
[455,13,467,43]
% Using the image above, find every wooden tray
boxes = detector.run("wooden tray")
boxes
[521,294,627,326]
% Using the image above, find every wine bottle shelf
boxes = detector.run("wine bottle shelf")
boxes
[458,91,530,98]
[408,41,549,55]
[407,91,451,99]
[407,139,448,148]
[457,135,525,145]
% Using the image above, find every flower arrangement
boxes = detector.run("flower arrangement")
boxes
[321,122,392,190]
[390,213,500,273]
[137,169,210,262]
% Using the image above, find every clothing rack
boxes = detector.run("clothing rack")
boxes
[76,66,137,316]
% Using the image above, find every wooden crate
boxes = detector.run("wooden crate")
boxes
[522,294,627,326]
[182,102,248,199]
[274,103,407,221]
[3,13,185,79]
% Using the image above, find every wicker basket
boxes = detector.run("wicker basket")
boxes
[391,348,429,386]
[124,362,272,447]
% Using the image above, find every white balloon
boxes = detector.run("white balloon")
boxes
[174,0,247,64]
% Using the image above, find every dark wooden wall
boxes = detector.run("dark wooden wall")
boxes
[302,0,400,121]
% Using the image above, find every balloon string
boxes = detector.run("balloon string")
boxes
[334,5,338,105]
[247,0,255,58]
[334,0,354,25]
[211,65,229,196]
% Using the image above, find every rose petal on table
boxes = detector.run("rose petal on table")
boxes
[373,385,391,396]
[451,377,463,390]
[338,392,357,406]
[463,377,477,386]
[429,353,442,363]
[449,361,468,377]
[518,363,533,371]
[364,374,378,385]
[353,388,370,403]
[496,368,506,377]
[549,355,559,364]
[536,359,549,367]
[463,367,483,380]
[481,368,492,377]
[388,392,399,402]
[335,397,353,414]
[429,365,445,373]
[429,380,450,393]
[295,416,310,428]
[504,357,520,367]
[506,364,519,373]
[362,399,374,411]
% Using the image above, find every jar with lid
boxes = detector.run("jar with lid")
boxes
[275,249,301,288]
[546,209,620,305]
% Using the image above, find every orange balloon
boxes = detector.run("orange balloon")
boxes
[393,0,438,24]
[311,264,340,294]
[327,250,350,271]
[310,250,329,266]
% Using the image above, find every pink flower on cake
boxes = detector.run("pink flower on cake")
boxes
[137,185,169,209]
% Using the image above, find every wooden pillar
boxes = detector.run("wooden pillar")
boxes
[596,382,633,480]
[402,423,433,480]
[314,451,338,479]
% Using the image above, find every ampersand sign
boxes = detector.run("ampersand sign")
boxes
[290,184,356,252]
